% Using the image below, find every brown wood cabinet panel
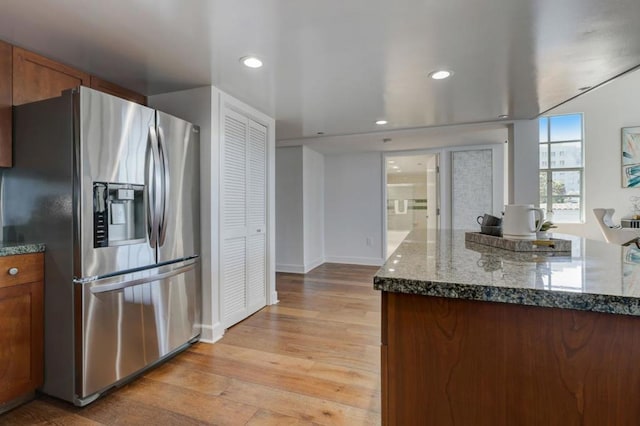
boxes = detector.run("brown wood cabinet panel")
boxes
[0,253,44,289]
[13,47,89,105]
[0,279,43,403]
[0,41,11,168]
[382,292,640,426]
[90,76,147,105]
[381,344,388,426]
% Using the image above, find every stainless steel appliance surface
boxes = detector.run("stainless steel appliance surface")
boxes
[1,87,201,406]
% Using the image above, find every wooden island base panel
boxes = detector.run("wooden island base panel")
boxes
[375,230,640,426]
[382,292,640,426]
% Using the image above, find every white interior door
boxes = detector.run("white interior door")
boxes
[220,109,267,328]
[246,121,267,312]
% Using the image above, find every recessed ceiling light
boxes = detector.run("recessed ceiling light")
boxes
[376,120,388,125]
[498,114,509,119]
[429,70,452,80]
[240,56,263,68]
[396,169,402,172]
[392,166,399,169]
[388,160,395,164]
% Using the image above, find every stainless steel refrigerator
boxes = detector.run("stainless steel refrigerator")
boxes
[1,86,201,406]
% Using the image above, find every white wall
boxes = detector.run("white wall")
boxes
[545,68,640,240]
[320,141,506,265]
[275,147,304,271]
[275,146,325,273]
[324,152,385,265]
[302,146,325,270]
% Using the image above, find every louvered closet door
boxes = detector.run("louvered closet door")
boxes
[220,109,267,328]
[221,109,248,327]
[246,120,267,312]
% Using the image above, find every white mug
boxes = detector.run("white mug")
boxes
[503,204,544,240]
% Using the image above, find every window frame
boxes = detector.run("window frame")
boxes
[539,113,585,224]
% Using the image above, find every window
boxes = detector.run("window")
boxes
[539,114,584,223]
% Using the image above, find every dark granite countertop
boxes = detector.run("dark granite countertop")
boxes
[0,242,45,257]
[374,229,640,316]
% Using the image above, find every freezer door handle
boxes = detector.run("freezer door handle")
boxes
[89,261,197,294]
[147,126,162,248]
[157,124,170,246]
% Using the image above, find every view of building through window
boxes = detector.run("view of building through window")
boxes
[539,114,583,223]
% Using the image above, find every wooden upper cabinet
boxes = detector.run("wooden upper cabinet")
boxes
[0,40,11,168]
[90,76,147,105]
[13,47,90,105]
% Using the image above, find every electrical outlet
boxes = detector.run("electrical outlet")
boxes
[366,237,372,247]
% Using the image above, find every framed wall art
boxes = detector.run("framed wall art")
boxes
[622,126,640,187]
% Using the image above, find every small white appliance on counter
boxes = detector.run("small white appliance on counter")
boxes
[1,87,201,406]
[503,204,544,240]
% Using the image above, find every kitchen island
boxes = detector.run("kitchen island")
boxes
[375,230,640,425]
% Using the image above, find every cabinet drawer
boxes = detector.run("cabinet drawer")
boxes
[0,253,44,288]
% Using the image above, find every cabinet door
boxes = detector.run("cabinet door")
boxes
[90,76,147,105]
[13,47,90,105]
[246,120,267,312]
[220,110,267,328]
[221,109,249,328]
[0,40,11,168]
[0,281,43,402]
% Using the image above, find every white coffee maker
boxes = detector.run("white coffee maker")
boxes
[503,204,544,240]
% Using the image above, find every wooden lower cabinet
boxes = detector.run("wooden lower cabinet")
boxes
[0,253,44,410]
[382,291,640,426]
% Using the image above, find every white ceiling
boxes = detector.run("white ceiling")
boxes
[0,0,639,141]
[277,122,508,154]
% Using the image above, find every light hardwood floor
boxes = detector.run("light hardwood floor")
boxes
[2,263,382,425]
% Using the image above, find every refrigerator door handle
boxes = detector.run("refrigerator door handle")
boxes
[147,125,162,248]
[157,125,170,246]
[89,261,197,294]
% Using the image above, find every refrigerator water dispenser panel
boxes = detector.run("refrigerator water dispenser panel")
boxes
[93,182,145,247]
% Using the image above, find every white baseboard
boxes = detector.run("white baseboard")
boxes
[199,323,214,342]
[276,263,306,273]
[323,256,385,266]
[303,257,325,273]
[270,290,279,305]
[199,322,224,344]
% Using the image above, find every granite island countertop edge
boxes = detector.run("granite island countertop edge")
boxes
[373,276,640,316]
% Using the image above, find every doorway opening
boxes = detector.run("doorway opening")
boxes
[384,153,440,259]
